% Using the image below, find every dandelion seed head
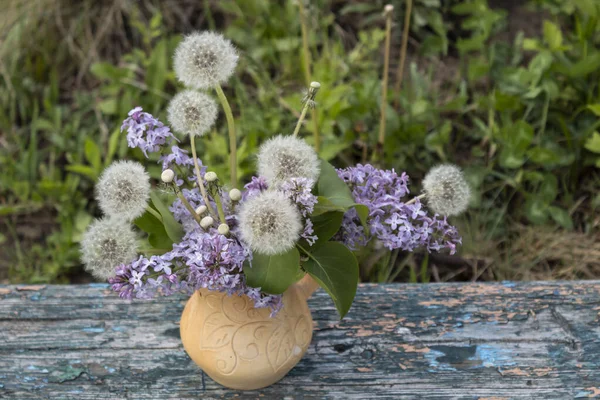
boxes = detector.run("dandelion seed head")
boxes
[81,218,138,280]
[238,190,302,255]
[257,135,320,189]
[167,90,217,137]
[422,164,471,216]
[173,31,238,89]
[96,160,150,221]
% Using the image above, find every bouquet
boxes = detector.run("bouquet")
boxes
[81,31,470,319]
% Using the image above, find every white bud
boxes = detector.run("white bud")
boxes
[161,169,175,183]
[195,205,207,215]
[229,188,242,202]
[384,4,394,14]
[310,81,321,89]
[204,171,218,182]
[217,223,230,235]
[200,216,214,229]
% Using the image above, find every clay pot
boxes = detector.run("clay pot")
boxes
[180,274,320,390]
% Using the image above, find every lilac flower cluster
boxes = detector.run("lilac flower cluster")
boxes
[337,164,461,254]
[109,227,283,315]
[122,107,177,156]
[281,178,318,245]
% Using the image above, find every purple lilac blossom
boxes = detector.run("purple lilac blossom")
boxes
[122,107,177,156]
[337,164,461,254]
[242,176,268,201]
[281,178,318,245]
[109,227,283,315]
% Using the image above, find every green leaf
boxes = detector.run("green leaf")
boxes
[149,191,184,243]
[587,104,600,117]
[317,160,355,208]
[548,206,573,230]
[65,164,98,181]
[245,248,300,294]
[309,211,344,248]
[301,242,359,319]
[585,132,600,154]
[84,138,101,171]
[134,211,173,250]
[106,127,121,165]
[558,53,600,78]
[312,196,346,216]
[539,174,558,203]
[543,21,562,50]
[524,198,549,225]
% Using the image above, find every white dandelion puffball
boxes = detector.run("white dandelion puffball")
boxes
[238,190,302,255]
[257,135,320,188]
[167,90,218,137]
[422,164,471,216]
[81,218,138,280]
[173,31,238,89]
[96,160,150,221]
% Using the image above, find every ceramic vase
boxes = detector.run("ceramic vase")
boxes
[180,274,320,390]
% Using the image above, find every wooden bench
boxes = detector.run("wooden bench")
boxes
[1,282,599,399]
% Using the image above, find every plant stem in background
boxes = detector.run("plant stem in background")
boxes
[297,0,321,152]
[393,0,413,108]
[293,81,321,137]
[375,5,394,162]
[404,193,426,206]
[190,134,218,219]
[215,84,238,188]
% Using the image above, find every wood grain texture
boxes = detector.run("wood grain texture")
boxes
[1,282,600,399]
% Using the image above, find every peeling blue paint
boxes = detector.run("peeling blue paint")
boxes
[104,366,116,373]
[0,384,4,388]
[575,390,594,398]
[26,366,49,373]
[68,360,82,364]
[424,350,458,372]
[501,281,516,288]
[111,326,126,332]
[82,327,105,333]
[29,293,41,301]
[470,344,515,368]
[88,283,109,288]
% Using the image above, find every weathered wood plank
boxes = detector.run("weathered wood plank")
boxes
[1,282,600,399]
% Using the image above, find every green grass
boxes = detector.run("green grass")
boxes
[1,0,599,283]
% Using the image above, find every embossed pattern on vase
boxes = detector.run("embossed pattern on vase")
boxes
[180,284,313,390]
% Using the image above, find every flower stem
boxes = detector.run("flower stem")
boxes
[297,0,320,152]
[393,0,413,108]
[293,82,320,138]
[404,193,426,206]
[173,184,202,225]
[212,190,227,225]
[375,5,394,162]
[215,84,237,188]
[189,134,218,219]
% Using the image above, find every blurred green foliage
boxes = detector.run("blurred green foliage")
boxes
[1,0,599,283]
